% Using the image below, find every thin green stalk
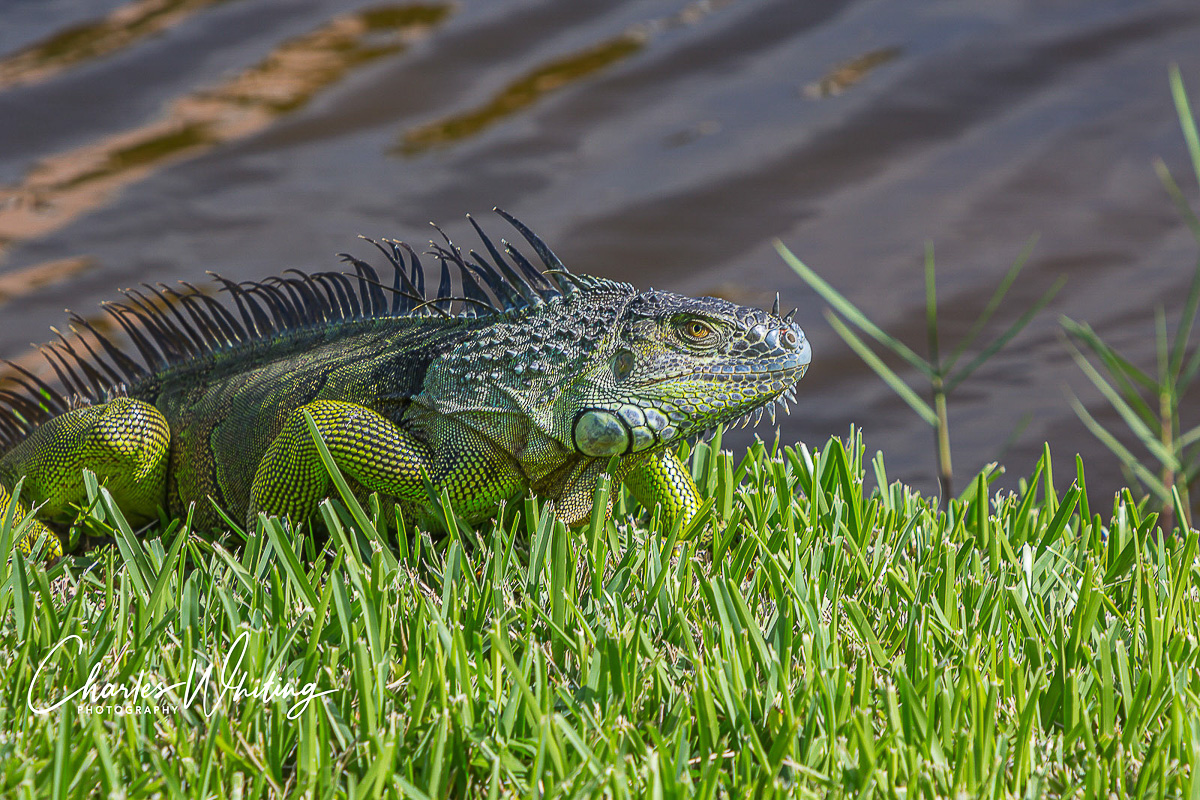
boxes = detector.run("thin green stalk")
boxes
[782,238,1056,506]
[1064,68,1200,532]
[933,377,952,504]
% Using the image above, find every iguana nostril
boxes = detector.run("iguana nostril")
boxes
[782,329,798,348]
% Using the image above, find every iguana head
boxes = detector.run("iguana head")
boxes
[571,290,810,457]
[358,209,810,461]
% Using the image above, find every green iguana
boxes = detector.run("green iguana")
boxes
[0,211,810,558]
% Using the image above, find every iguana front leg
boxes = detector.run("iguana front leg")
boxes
[248,400,526,526]
[0,397,171,558]
[550,447,701,532]
[623,447,702,532]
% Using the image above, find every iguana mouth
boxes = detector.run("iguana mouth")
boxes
[642,359,809,387]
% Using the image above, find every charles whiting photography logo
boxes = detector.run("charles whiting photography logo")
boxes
[27,630,334,719]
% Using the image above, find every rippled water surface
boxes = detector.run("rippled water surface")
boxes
[2,0,1199,500]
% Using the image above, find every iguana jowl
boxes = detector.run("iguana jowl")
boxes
[0,211,810,557]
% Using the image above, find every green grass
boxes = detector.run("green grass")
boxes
[3,430,1200,798]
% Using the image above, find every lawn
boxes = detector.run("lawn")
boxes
[3,427,1197,798]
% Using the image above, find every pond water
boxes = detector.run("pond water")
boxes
[1,0,1199,503]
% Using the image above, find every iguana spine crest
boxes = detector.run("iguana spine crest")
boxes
[0,210,627,452]
[0,209,812,559]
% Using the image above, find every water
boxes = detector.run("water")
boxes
[1,0,1199,502]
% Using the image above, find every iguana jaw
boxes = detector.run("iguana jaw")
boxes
[641,346,810,386]
[643,341,810,440]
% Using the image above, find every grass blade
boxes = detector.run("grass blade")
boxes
[777,240,935,378]
[946,276,1064,393]
[824,310,937,426]
[1067,393,1171,501]
[1171,65,1200,199]
[944,235,1040,373]
[1063,338,1180,470]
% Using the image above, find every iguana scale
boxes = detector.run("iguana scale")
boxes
[0,211,810,557]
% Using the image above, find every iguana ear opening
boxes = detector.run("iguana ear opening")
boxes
[612,350,635,382]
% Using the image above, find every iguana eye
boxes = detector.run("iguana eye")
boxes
[680,320,713,342]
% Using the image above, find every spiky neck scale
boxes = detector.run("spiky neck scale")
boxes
[1,208,810,479]
[0,210,585,453]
